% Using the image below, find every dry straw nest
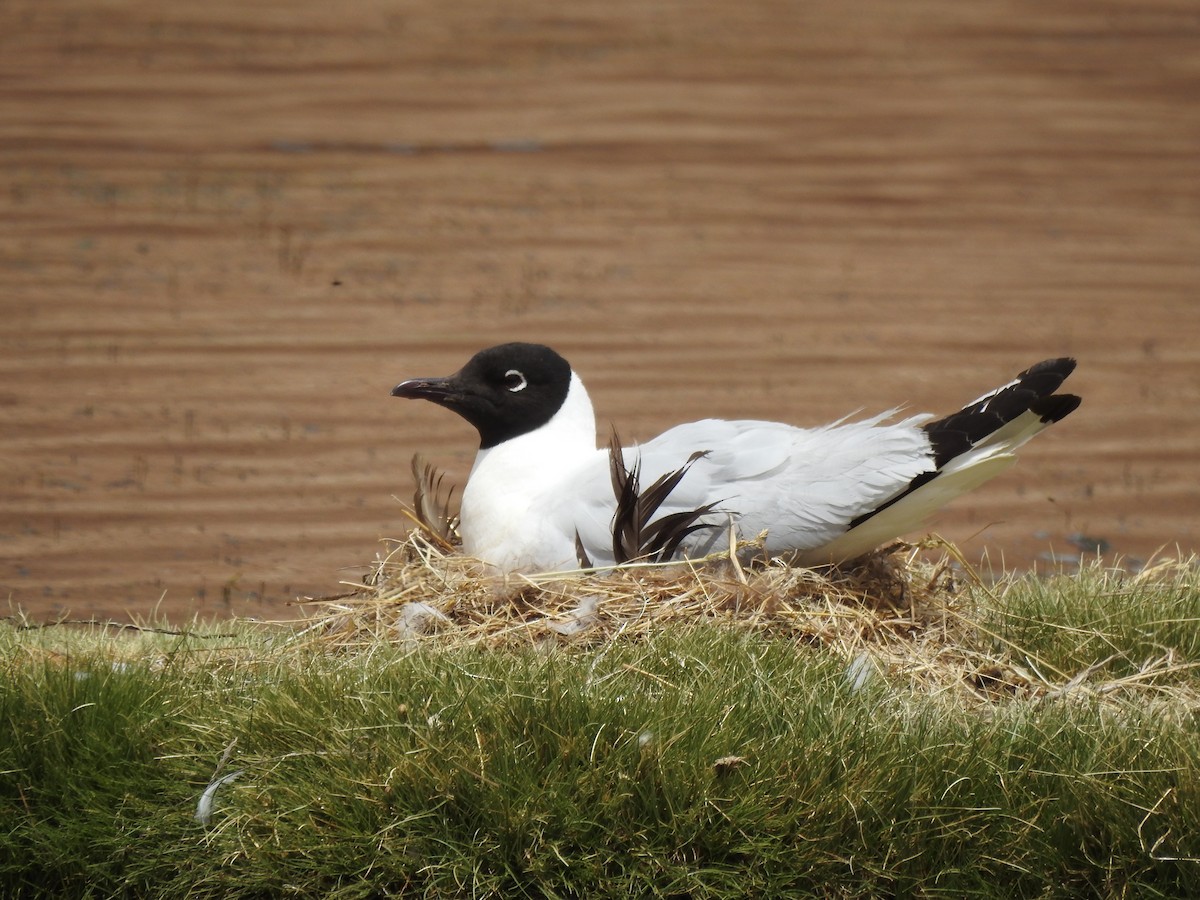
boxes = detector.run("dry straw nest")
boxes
[297,457,1199,708]
[301,520,1039,702]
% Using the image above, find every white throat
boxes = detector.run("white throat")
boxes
[459,372,598,570]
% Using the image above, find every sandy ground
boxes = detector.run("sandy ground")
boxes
[2,0,1198,622]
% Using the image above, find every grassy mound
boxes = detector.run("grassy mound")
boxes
[308,532,1200,705]
[3,543,1200,898]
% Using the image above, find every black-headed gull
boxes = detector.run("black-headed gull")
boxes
[392,343,1079,573]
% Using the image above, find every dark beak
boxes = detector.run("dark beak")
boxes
[391,377,459,403]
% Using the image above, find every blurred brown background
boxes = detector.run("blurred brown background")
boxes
[2,0,1197,621]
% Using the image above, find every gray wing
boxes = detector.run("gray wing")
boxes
[562,413,936,566]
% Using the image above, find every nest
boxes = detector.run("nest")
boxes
[293,457,1200,708]
[300,521,1035,698]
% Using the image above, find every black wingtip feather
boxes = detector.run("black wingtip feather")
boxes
[848,358,1080,532]
[923,357,1080,468]
[1021,357,1076,380]
[1030,393,1081,424]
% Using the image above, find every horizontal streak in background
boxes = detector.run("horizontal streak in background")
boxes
[0,0,1197,619]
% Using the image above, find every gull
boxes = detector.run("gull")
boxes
[391,343,1079,573]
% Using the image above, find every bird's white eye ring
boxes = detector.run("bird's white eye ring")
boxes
[504,369,527,393]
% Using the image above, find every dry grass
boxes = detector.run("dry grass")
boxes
[299,524,1200,711]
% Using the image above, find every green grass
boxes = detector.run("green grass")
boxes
[984,560,1200,678]
[3,561,1200,898]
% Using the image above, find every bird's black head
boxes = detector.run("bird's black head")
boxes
[391,343,574,449]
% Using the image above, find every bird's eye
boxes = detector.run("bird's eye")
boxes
[503,369,527,393]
